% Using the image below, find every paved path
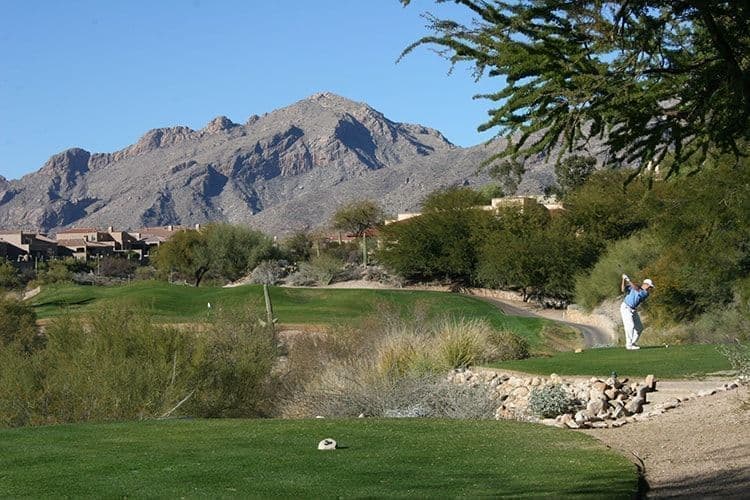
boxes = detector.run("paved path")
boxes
[477,296,614,348]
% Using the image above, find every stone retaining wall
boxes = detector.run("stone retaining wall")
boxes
[449,368,742,429]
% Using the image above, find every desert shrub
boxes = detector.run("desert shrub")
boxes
[363,265,405,287]
[280,231,314,263]
[250,260,287,285]
[657,280,750,345]
[486,329,530,361]
[281,309,524,418]
[191,309,277,418]
[134,265,158,281]
[288,254,345,286]
[528,385,576,418]
[0,305,279,427]
[290,370,496,419]
[0,308,198,427]
[0,346,42,427]
[0,261,20,289]
[99,256,138,278]
[718,341,750,382]
[37,309,198,424]
[0,296,43,354]
[374,332,437,377]
[434,317,497,370]
[34,259,74,285]
[275,322,383,404]
[324,241,362,265]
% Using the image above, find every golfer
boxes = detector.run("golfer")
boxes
[620,274,655,350]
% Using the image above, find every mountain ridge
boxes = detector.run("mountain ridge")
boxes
[0,93,577,235]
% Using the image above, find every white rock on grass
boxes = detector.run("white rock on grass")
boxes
[318,439,337,451]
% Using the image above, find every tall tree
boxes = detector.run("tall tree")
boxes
[331,200,385,267]
[400,1,750,176]
[152,229,212,287]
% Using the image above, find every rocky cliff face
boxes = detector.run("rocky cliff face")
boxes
[0,92,575,235]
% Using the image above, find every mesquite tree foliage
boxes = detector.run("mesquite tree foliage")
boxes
[400,1,750,177]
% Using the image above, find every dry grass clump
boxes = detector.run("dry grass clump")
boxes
[280,306,528,419]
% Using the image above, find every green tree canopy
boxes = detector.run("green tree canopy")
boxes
[378,191,497,285]
[331,200,385,237]
[152,224,277,286]
[421,186,488,212]
[563,170,651,243]
[401,1,750,176]
[152,229,211,287]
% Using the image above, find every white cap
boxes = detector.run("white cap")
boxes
[643,278,655,288]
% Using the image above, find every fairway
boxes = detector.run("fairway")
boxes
[31,282,552,347]
[487,344,733,379]
[0,418,637,498]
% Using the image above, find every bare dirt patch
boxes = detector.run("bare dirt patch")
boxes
[583,386,750,498]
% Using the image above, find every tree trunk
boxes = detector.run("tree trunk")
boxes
[362,234,368,268]
[194,267,208,287]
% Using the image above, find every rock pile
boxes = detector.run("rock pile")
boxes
[448,368,742,429]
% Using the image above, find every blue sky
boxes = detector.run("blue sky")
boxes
[0,0,500,180]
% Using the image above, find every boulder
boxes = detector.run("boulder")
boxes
[609,400,626,419]
[591,381,609,393]
[637,385,650,400]
[660,399,680,411]
[564,419,581,429]
[625,396,645,414]
[586,398,606,416]
[511,386,530,399]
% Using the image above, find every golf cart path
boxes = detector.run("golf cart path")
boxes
[476,296,613,348]
[584,385,750,498]
[322,280,615,348]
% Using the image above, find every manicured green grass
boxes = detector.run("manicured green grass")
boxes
[31,282,550,346]
[487,344,732,379]
[0,418,637,498]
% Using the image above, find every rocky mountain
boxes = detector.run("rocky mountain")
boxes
[0,92,592,235]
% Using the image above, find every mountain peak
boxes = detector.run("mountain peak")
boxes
[129,126,196,156]
[204,115,237,134]
[41,148,91,174]
[304,92,371,111]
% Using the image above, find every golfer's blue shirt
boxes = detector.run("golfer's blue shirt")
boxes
[624,286,649,309]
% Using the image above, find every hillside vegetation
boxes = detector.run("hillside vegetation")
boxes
[379,159,750,347]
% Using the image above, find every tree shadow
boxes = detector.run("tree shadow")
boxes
[646,466,750,498]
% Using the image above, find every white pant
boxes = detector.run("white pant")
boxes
[620,302,643,347]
